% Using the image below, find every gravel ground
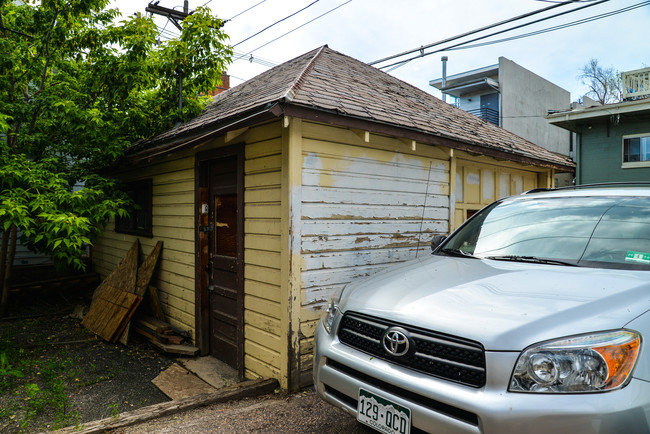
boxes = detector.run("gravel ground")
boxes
[0,292,174,433]
[110,389,376,434]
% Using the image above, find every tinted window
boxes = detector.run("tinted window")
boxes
[441,196,650,270]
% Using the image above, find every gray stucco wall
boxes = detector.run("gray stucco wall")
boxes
[579,118,650,184]
[499,57,571,156]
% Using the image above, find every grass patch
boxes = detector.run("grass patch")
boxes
[0,313,118,432]
[0,333,83,432]
[0,299,173,433]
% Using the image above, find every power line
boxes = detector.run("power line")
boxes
[376,0,610,70]
[233,50,277,67]
[156,24,180,40]
[443,1,650,53]
[226,0,267,22]
[369,0,588,66]
[232,0,321,47]
[233,0,352,62]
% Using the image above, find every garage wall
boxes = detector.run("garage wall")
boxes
[93,150,197,334]
[453,155,549,228]
[242,121,284,382]
[296,121,451,386]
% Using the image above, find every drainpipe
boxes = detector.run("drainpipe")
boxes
[441,56,448,104]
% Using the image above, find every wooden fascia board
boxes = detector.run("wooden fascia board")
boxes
[276,103,574,172]
[119,107,279,166]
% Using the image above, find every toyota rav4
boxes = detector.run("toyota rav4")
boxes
[313,184,650,434]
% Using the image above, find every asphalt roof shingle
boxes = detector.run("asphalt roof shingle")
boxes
[129,45,573,169]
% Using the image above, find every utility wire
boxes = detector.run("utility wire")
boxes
[376,0,610,70]
[233,50,277,67]
[226,0,267,22]
[444,1,650,52]
[233,0,352,62]
[232,0,321,47]
[369,0,589,66]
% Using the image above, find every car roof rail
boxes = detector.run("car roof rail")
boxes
[522,188,552,194]
[523,182,650,195]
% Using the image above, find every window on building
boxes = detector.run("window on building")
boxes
[623,134,650,165]
[115,179,153,237]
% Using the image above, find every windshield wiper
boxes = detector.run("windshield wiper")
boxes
[483,255,579,267]
[439,248,477,259]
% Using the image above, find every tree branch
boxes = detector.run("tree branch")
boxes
[27,7,60,136]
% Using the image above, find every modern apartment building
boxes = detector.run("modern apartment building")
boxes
[430,57,574,186]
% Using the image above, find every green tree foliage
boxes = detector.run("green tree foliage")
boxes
[0,0,232,315]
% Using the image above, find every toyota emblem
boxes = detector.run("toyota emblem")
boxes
[382,328,411,357]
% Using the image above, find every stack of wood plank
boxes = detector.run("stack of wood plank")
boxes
[133,315,198,356]
[81,240,147,343]
[81,240,198,355]
[82,240,161,344]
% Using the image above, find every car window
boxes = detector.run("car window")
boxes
[440,196,650,270]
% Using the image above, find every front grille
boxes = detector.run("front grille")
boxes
[338,312,486,388]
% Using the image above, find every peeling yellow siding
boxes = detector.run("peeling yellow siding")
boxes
[92,150,198,337]
[280,117,305,391]
[297,122,451,387]
[93,120,287,379]
[452,154,552,228]
[243,121,285,385]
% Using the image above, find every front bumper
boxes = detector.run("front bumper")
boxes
[313,320,650,434]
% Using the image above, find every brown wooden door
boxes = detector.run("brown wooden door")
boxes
[198,153,243,372]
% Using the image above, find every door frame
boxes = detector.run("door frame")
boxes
[195,144,245,378]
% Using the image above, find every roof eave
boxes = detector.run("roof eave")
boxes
[278,103,574,172]
[547,99,650,132]
[118,103,281,166]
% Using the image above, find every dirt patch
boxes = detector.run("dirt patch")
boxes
[0,291,173,432]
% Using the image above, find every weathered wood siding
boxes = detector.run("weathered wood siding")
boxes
[93,150,196,334]
[453,155,547,229]
[93,121,287,386]
[296,121,451,386]
[243,121,284,382]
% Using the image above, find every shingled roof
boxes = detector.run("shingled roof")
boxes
[127,46,574,171]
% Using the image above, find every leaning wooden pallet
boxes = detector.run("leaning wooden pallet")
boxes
[118,241,163,344]
[81,285,142,342]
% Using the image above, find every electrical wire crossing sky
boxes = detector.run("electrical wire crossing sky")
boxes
[112,0,650,102]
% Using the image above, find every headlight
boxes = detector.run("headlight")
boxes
[509,330,641,393]
[321,290,343,334]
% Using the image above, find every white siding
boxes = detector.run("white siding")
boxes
[297,122,450,382]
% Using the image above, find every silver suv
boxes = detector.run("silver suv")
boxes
[313,185,650,434]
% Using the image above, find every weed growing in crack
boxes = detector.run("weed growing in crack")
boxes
[108,403,120,419]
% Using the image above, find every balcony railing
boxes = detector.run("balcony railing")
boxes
[466,107,499,126]
[622,67,650,100]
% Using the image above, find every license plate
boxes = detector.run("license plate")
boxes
[357,388,411,434]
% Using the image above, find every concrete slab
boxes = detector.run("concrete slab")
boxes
[152,363,217,400]
[177,355,239,389]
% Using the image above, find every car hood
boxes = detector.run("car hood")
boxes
[339,255,650,351]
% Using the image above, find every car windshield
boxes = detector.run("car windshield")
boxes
[439,195,650,270]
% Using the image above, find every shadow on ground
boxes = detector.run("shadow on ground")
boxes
[0,291,174,433]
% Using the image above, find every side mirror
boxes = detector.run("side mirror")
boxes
[430,234,447,252]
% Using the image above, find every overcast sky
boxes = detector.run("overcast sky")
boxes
[111,0,649,104]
